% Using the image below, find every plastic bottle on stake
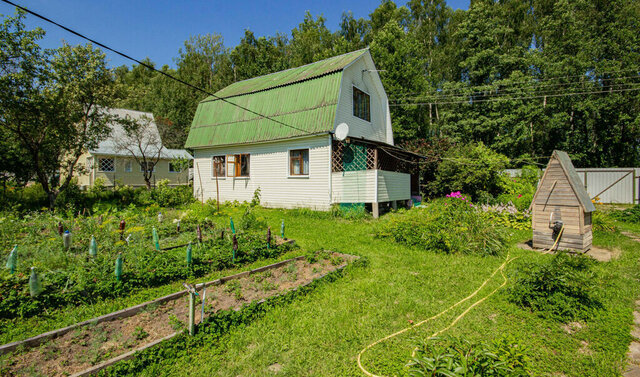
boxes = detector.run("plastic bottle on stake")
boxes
[57,222,63,236]
[119,219,126,240]
[158,212,163,223]
[152,227,160,250]
[232,235,238,263]
[186,242,192,266]
[230,217,235,234]
[29,267,42,297]
[281,220,285,239]
[176,220,181,233]
[6,245,17,274]
[63,231,72,250]
[196,225,202,243]
[89,236,97,257]
[115,253,123,281]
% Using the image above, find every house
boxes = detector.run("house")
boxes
[76,108,193,189]
[185,49,421,216]
[531,150,596,251]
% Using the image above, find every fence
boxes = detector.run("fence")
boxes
[505,168,639,204]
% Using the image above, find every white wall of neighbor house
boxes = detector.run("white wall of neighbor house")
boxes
[335,54,393,145]
[192,135,332,210]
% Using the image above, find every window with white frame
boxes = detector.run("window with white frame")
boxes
[226,154,249,177]
[124,160,132,173]
[98,157,115,172]
[353,86,370,122]
[289,149,309,176]
[140,161,156,173]
[212,156,225,177]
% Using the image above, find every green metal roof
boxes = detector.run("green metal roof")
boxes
[185,49,368,148]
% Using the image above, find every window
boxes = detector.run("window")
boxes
[212,156,225,177]
[169,162,181,173]
[140,161,156,173]
[226,154,250,177]
[124,160,132,173]
[289,149,309,176]
[98,157,115,172]
[353,86,370,122]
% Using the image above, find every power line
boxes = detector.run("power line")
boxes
[390,85,640,106]
[389,75,640,102]
[1,0,309,134]
[392,68,640,98]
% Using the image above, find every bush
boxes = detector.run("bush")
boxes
[508,252,601,321]
[592,211,617,232]
[480,202,531,230]
[610,205,640,223]
[376,197,509,255]
[408,335,530,377]
[428,142,510,201]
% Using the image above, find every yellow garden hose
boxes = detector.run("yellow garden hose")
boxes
[543,225,564,254]
[356,251,517,377]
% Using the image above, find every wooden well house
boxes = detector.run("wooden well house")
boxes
[531,150,596,251]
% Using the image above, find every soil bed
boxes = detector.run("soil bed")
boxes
[2,252,353,377]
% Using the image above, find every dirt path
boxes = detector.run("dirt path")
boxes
[2,253,353,377]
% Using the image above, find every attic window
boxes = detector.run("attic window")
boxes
[353,86,370,122]
[227,154,250,177]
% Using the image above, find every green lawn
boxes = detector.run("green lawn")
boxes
[132,208,639,377]
[3,207,639,376]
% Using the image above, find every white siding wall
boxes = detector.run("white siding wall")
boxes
[377,171,411,202]
[334,54,393,145]
[193,135,332,210]
[331,170,411,203]
[331,170,377,203]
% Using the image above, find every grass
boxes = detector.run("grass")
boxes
[2,205,639,376]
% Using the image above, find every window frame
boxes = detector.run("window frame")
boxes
[211,155,226,179]
[139,161,156,173]
[226,154,250,178]
[288,148,310,177]
[352,85,371,122]
[124,160,133,173]
[98,157,115,173]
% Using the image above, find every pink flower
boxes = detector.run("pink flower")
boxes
[517,194,522,198]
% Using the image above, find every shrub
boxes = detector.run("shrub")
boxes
[428,142,509,201]
[376,198,509,255]
[610,205,640,223]
[592,211,617,232]
[480,202,531,230]
[508,252,601,322]
[408,335,530,377]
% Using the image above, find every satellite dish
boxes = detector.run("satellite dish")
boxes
[335,123,349,141]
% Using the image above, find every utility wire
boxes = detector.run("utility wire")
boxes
[393,68,640,98]
[389,75,640,101]
[390,85,640,106]
[1,0,309,134]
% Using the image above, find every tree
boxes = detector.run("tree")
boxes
[112,114,165,189]
[0,10,116,207]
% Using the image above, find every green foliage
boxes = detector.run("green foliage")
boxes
[0,208,295,320]
[508,252,601,322]
[376,198,509,255]
[609,205,640,224]
[408,335,530,377]
[250,187,261,207]
[480,203,531,230]
[429,142,510,201]
[495,165,541,211]
[591,211,617,232]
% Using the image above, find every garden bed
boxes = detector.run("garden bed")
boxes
[0,252,355,377]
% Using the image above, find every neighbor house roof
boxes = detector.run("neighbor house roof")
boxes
[185,49,369,149]
[90,108,192,159]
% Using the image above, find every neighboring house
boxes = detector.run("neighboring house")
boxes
[76,108,192,189]
[186,49,421,216]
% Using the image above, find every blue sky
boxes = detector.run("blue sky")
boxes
[1,0,469,68]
